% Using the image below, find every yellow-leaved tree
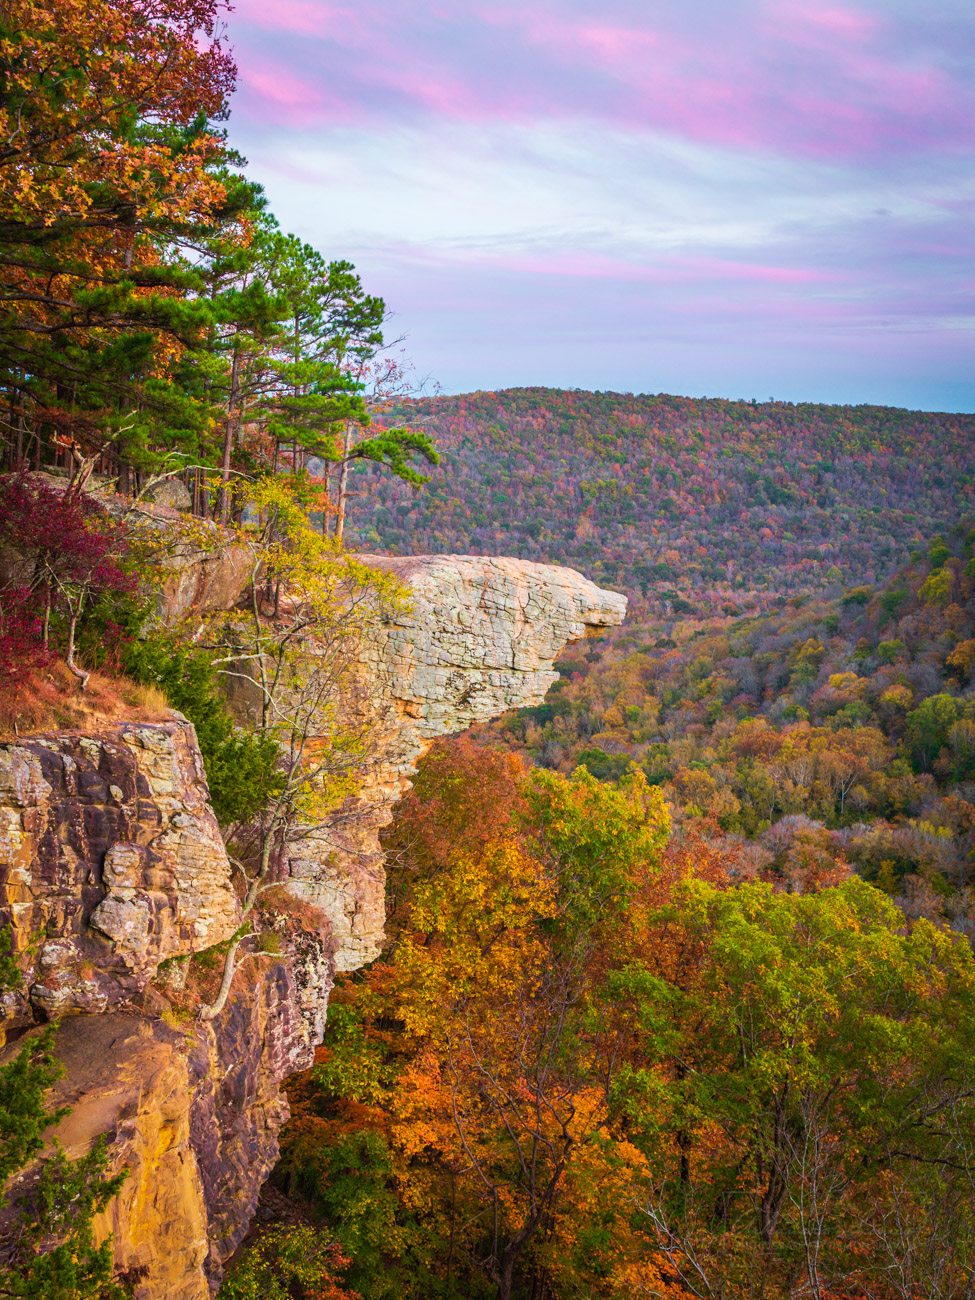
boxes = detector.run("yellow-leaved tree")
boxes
[193,474,407,1018]
[279,737,675,1300]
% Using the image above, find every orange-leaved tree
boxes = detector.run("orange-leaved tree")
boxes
[0,0,239,476]
[280,737,676,1300]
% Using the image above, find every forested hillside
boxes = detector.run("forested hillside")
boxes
[8,5,975,1300]
[350,388,975,610]
[471,526,975,933]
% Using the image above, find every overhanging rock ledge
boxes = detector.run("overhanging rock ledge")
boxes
[281,555,627,972]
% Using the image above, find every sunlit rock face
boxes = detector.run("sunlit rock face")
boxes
[281,555,627,971]
[0,719,325,1300]
[1,969,310,1300]
[363,554,627,748]
[0,720,240,1022]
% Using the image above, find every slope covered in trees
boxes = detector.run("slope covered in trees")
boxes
[470,526,975,933]
[270,737,975,1300]
[261,514,975,1300]
[351,388,975,611]
[7,5,975,1299]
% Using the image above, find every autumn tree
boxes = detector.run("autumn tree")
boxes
[620,877,975,1300]
[0,473,133,688]
[218,1227,356,1300]
[0,0,239,477]
[283,741,673,1300]
[192,475,406,1018]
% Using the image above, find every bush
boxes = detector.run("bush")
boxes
[122,636,283,824]
[0,474,134,683]
[219,1227,355,1300]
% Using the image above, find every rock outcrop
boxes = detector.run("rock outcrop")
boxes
[282,555,627,971]
[3,962,310,1299]
[0,716,327,1297]
[363,554,627,750]
[155,533,253,625]
[0,554,626,1298]
[0,720,239,1024]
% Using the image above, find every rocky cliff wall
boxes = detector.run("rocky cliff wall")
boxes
[280,555,627,971]
[0,720,239,1024]
[0,554,625,1298]
[0,720,324,1297]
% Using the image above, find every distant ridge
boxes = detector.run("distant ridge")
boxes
[347,388,975,612]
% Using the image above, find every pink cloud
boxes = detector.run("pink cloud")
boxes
[575,25,660,59]
[243,64,323,108]
[670,256,836,285]
[765,2,880,40]
[226,0,975,163]
[232,0,358,37]
[372,242,840,289]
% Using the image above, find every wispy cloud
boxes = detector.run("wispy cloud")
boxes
[227,0,975,408]
[231,0,975,156]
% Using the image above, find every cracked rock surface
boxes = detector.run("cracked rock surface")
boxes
[283,555,627,970]
[363,554,627,748]
[0,719,239,1021]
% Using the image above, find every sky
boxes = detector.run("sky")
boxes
[226,0,975,411]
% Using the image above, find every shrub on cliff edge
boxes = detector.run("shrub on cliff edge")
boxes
[121,635,284,826]
[0,934,130,1298]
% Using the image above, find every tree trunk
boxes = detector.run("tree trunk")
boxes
[218,337,241,524]
[199,935,244,1021]
[320,468,330,535]
[497,1257,516,1300]
[65,609,90,691]
[6,391,24,471]
[14,398,23,470]
[334,425,352,543]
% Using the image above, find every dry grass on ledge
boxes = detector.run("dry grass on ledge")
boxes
[0,660,172,741]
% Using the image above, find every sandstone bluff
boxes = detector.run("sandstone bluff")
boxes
[0,554,625,1299]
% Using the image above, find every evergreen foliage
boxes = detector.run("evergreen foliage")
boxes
[121,635,283,825]
[0,943,129,1298]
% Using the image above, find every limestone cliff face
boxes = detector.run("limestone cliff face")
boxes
[362,554,627,749]
[0,720,239,1023]
[0,719,323,1298]
[283,555,627,972]
[2,962,312,1299]
[0,554,625,1298]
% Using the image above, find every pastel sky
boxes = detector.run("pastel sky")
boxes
[227,0,975,410]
